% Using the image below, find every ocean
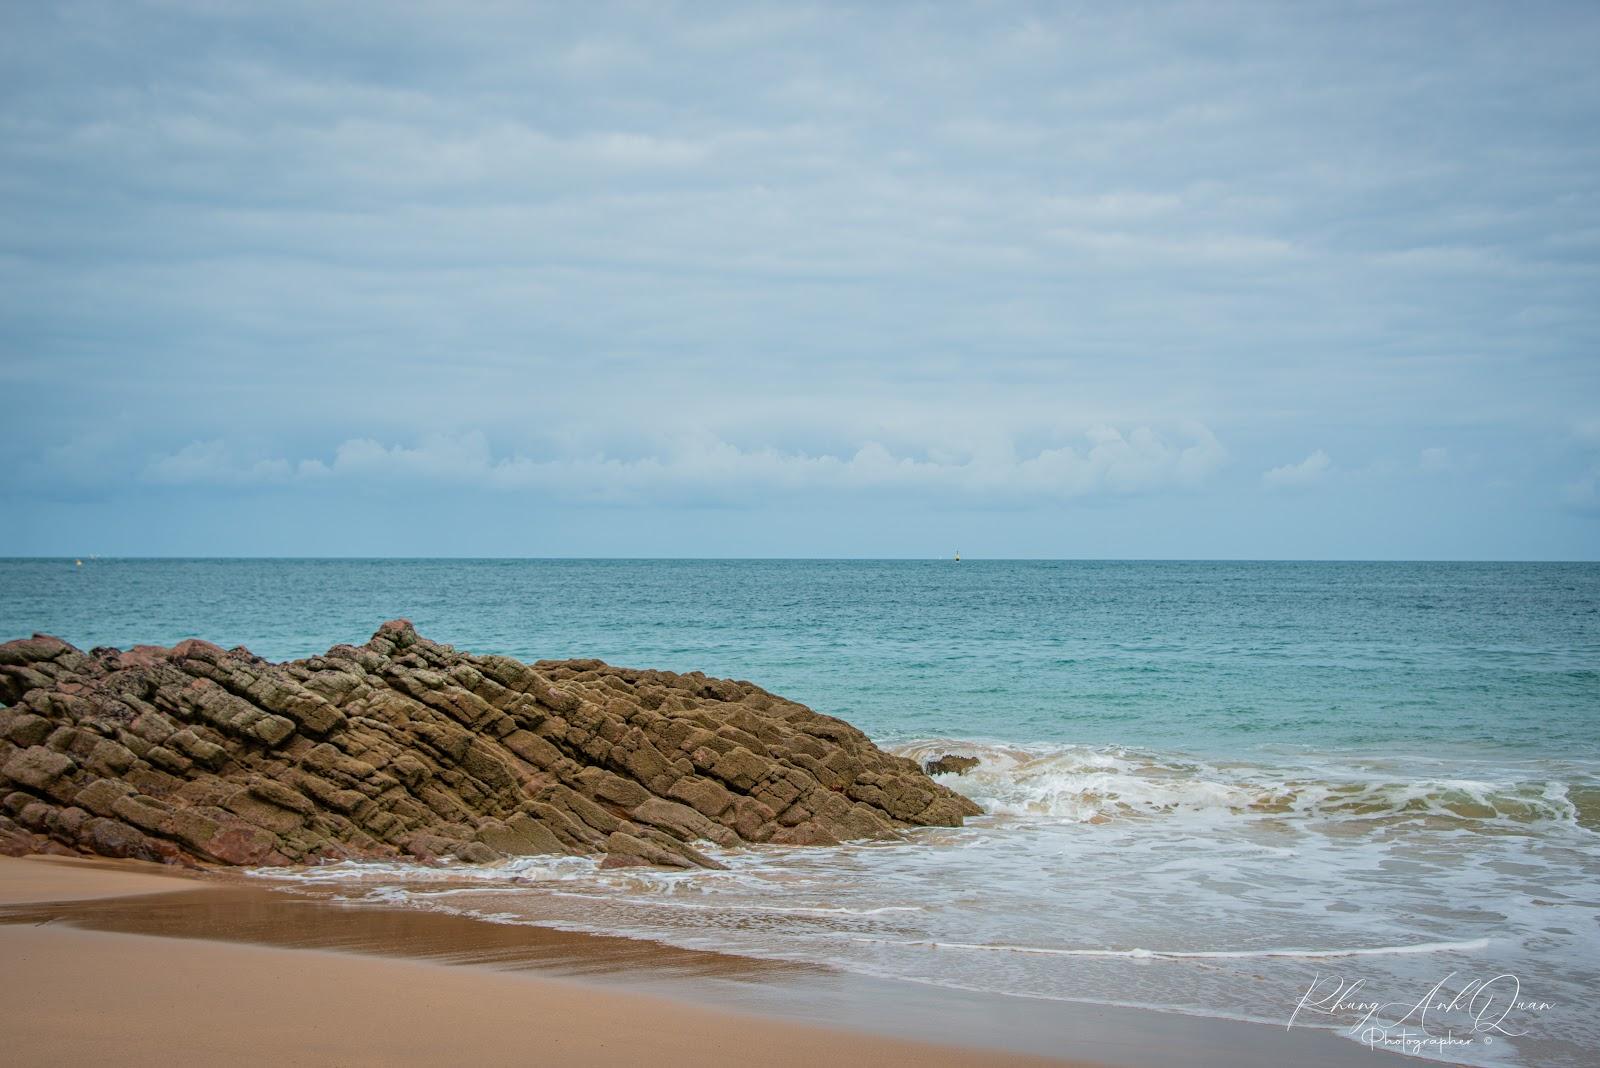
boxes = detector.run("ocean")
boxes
[4,558,1597,1066]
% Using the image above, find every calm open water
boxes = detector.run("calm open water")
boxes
[4,559,1597,1066]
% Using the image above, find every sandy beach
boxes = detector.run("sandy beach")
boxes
[0,855,1437,1068]
[0,855,1078,1067]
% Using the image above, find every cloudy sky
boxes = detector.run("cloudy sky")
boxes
[2,1,1597,558]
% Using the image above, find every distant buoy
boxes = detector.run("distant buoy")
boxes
[75,559,83,567]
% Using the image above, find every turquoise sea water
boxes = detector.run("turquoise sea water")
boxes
[4,559,1596,758]
[4,559,1598,1066]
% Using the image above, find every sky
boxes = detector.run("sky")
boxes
[1,1,1597,559]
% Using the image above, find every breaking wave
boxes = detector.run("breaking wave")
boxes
[893,739,1592,832]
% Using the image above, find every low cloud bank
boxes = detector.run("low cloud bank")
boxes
[142,426,1228,504]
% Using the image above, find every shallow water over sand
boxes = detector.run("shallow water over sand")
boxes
[258,738,1598,1068]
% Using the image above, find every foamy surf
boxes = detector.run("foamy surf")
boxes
[560,897,924,916]
[251,736,1599,1068]
[853,937,1492,959]
[246,854,603,886]
[894,738,1591,831]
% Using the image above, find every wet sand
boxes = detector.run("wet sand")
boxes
[0,856,1075,1067]
[0,856,1425,1067]
[0,853,211,904]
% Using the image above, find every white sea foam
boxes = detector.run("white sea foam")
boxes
[893,739,1587,830]
[853,936,1491,959]
[246,737,1599,1068]
[557,895,923,917]
[364,886,543,900]
[251,854,602,886]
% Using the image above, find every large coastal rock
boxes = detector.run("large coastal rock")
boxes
[0,621,979,869]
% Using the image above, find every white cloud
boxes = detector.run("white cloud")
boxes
[140,426,1227,505]
[144,440,297,486]
[1262,449,1332,490]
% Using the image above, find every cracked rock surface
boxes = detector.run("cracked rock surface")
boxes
[0,620,980,869]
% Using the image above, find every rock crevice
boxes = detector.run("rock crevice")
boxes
[0,621,980,869]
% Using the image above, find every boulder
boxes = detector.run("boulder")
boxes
[923,754,981,776]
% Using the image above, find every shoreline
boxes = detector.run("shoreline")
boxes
[0,855,1430,1067]
[0,856,1069,1068]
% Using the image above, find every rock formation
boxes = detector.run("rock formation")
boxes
[922,754,980,776]
[0,621,980,869]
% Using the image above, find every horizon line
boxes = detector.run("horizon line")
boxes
[4,555,1597,565]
